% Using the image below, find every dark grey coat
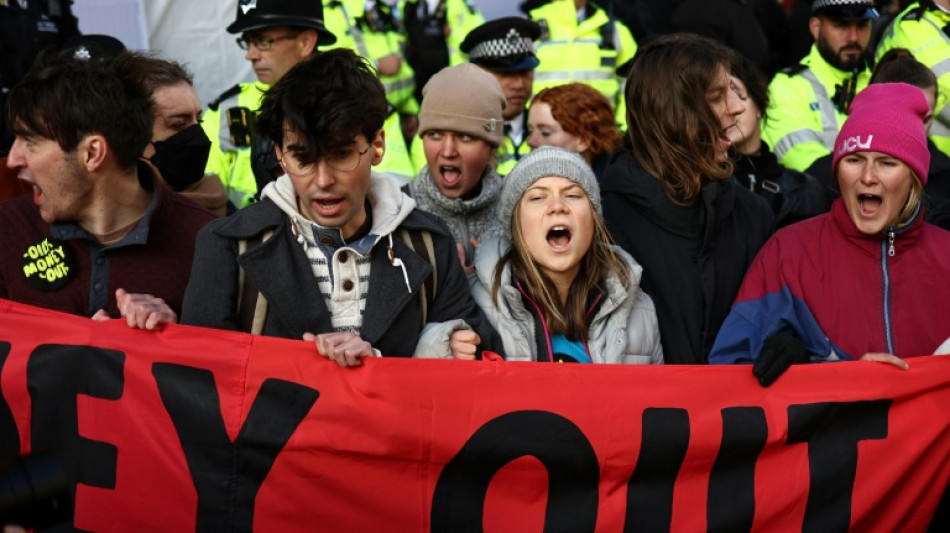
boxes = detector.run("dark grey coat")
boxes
[181,198,500,358]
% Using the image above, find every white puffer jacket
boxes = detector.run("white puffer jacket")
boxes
[470,237,664,364]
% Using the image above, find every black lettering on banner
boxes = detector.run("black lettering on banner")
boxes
[787,400,891,533]
[152,363,319,533]
[707,407,767,533]
[431,410,599,533]
[624,408,690,533]
[0,342,21,461]
[930,483,949,532]
[28,344,123,527]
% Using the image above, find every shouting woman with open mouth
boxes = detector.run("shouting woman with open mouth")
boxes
[470,147,664,364]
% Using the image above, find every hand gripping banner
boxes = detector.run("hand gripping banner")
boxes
[0,299,947,532]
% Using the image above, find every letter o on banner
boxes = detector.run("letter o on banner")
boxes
[431,410,599,533]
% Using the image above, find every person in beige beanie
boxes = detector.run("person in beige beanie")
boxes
[407,62,507,273]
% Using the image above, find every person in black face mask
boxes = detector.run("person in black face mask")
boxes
[139,56,227,217]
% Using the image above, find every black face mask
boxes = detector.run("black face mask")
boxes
[148,123,212,191]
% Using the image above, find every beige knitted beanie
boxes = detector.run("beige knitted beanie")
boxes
[418,63,507,147]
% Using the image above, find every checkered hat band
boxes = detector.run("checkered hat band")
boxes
[812,0,873,9]
[468,35,536,62]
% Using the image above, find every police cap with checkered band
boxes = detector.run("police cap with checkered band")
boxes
[227,0,337,45]
[812,0,879,21]
[461,17,541,72]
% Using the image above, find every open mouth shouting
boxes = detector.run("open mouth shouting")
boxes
[547,224,572,251]
[439,165,462,189]
[858,193,883,217]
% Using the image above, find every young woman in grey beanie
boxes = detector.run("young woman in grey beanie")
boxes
[468,147,664,364]
[406,63,507,274]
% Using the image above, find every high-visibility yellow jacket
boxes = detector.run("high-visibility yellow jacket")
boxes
[323,0,416,183]
[496,115,532,176]
[202,82,267,210]
[524,0,636,125]
[876,1,950,156]
[761,45,871,173]
[324,0,417,115]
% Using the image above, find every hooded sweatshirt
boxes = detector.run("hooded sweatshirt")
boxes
[261,174,415,334]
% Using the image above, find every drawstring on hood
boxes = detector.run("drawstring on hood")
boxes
[386,233,412,294]
[261,173,418,293]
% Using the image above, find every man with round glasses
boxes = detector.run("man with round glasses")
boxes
[201,0,336,211]
[182,48,501,366]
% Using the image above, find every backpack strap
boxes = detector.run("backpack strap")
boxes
[237,229,274,334]
[399,228,437,327]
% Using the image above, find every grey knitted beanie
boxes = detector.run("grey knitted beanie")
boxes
[498,146,601,238]
[418,63,506,147]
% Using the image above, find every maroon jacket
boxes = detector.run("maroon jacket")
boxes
[0,170,214,318]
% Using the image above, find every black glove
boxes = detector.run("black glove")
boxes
[752,333,810,387]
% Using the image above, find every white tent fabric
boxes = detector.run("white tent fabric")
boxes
[74,0,253,106]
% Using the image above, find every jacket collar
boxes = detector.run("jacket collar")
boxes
[829,198,924,257]
[601,150,737,241]
[803,44,869,84]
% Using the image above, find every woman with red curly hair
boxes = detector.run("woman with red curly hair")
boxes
[526,83,622,180]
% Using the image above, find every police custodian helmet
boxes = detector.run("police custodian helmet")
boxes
[227,0,337,45]
[812,0,879,21]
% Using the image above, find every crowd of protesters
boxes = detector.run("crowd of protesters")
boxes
[1,0,949,385]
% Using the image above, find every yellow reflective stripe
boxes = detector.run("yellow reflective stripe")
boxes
[774,129,823,160]
[799,69,839,150]
[537,38,602,47]
[229,188,254,209]
[932,119,950,137]
[535,70,613,81]
[932,58,950,79]
[383,77,414,94]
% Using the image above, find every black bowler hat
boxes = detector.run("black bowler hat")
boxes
[62,34,126,61]
[461,17,541,72]
[812,0,879,20]
[227,0,337,45]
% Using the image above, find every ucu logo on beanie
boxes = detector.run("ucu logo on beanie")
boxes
[836,135,873,156]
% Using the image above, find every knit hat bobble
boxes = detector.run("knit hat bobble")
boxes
[833,82,931,184]
[418,63,506,147]
[498,146,600,238]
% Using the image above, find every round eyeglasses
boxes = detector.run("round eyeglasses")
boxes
[279,145,373,176]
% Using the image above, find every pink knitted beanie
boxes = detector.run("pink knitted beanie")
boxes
[833,82,931,184]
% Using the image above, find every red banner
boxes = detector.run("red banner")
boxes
[0,298,947,532]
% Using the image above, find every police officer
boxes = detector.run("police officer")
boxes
[202,0,336,210]
[460,17,541,175]
[322,0,416,185]
[0,0,80,155]
[520,0,637,125]
[761,0,878,193]
[876,0,950,157]
[399,0,484,105]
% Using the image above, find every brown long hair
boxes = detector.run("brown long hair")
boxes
[624,33,736,205]
[491,200,630,340]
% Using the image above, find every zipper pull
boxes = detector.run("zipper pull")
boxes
[747,173,756,192]
[887,229,895,257]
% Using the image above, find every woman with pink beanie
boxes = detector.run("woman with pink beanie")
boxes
[709,82,950,385]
